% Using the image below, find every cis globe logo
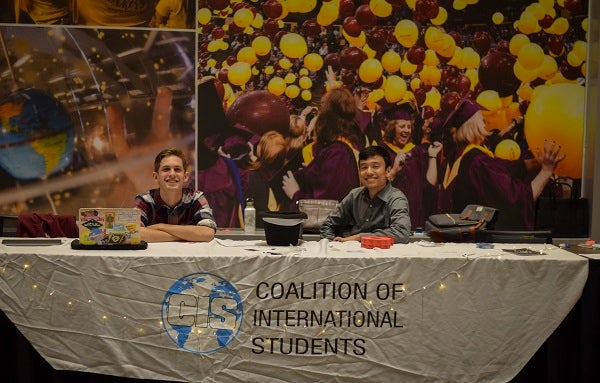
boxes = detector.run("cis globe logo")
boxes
[162,273,243,354]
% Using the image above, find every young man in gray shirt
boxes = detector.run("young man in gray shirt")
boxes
[320,146,412,244]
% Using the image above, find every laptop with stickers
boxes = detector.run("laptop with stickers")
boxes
[71,208,147,249]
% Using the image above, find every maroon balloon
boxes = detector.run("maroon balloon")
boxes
[355,4,377,26]
[324,53,341,71]
[478,51,520,97]
[445,76,457,92]
[366,27,387,52]
[202,22,214,34]
[563,0,582,14]
[226,55,236,66]
[212,27,225,39]
[415,0,439,20]
[422,105,435,120]
[448,31,463,48]
[207,0,229,11]
[560,60,581,80]
[339,0,356,18]
[406,45,426,65]
[340,46,367,70]
[547,35,565,56]
[456,74,471,96]
[226,91,291,136]
[472,31,493,56]
[213,79,225,101]
[495,39,510,54]
[217,68,229,84]
[519,100,530,115]
[413,88,427,106]
[302,18,322,38]
[261,0,283,19]
[341,69,356,85]
[263,18,280,37]
[539,14,553,29]
[343,16,362,38]
[420,82,432,92]
[440,91,461,115]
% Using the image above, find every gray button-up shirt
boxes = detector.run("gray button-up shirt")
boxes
[320,182,411,244]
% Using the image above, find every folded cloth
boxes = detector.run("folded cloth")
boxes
[17,213,79,238]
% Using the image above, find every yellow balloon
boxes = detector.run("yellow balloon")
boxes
[370,0,392,17]
[198,8,211,25]
[394,20,419,48]
[280,33,308,59]
[267,76,286,96]
[317,1,338,26]
[538,55,558,80]
[303,53,323,72]
[301,89,312,101]
[422,87,441,111]
[492,12,504,25]
[406,0,417,9]
[551,17,569,35]
[539,0,554,11]
[400,59,418,76]
[513,61,539,83]
[527,3,546,20]
[424,27,444,51]
[284,73,297,84]
[285,84,300,99]
[462,47,480,70]
[381,50,402,73]
[237,46,257,65]
[233,8,253,28]
[359,58,384,83]
[423,49,440,66]
[431,7,448,26]
[437,34,456,58]
[446,46,463,68]
[495,139,521,160]
[572,40,587,62]
[207,40,220,53]
[299,68,309,76]
[251,13,264,29]
[264,65,275,75]
[518,10,538,35]
[453,0,467,11]
[410,77,421,91]
[517,84,534,101]
[227,62,252,86]
[517,42,545,70]
[299,76,312,89]
[465,68,479,90]
[566,50,583,68]
[476,90,502,112]
[419,65,441,85]
[581,18,588,32]
[251,36,271,57]
[363,44,377,59]
[206,58,216,68]
[525,83,584,178]
[343,29,366,48]
[279,57,292,69]
[509,34,530,56]
[384,75,407,103]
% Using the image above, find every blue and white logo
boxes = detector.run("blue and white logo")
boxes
[162,272,243,354]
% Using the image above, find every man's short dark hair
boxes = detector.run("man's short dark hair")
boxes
[359,146,391,168]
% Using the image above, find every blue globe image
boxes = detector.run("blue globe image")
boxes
[162,272,244,354]
[0,88,74,180]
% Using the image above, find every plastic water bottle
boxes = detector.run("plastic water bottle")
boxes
[244,198,256,233]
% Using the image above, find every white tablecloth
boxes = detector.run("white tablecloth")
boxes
[0,238,589,383]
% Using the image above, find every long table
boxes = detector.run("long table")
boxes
[0,238,589,383]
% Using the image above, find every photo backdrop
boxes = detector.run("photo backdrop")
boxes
[0,0,590,231]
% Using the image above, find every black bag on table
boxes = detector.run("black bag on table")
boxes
[425,205,498,243]
[535,179,589,238]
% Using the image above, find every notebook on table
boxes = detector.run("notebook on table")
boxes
[71,208,147,250]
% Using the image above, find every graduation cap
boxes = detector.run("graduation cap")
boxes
[441,97,482,131]
[379,100,414,121]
